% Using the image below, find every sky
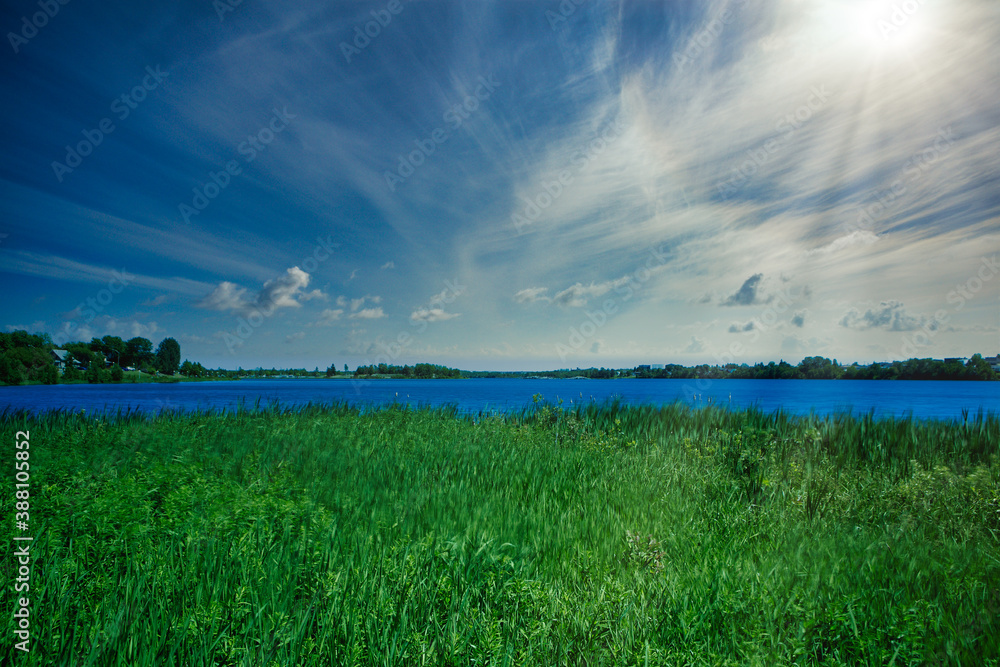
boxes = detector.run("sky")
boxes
[1,0,998,371]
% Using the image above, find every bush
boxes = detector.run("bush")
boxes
[40,363,59,385]
[86,365,107,384]
[0,353,23,385]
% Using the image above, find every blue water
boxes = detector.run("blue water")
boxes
[0,378,997,420]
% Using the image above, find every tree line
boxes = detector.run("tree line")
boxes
[352,363,461,378]
[0,331,184,385]
[633,355,997,381]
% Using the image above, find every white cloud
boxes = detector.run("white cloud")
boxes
[337,294,383,312]
[514,287,550,303]
[381,261,395,270]
[258,267,314,309]
[197,267,324,317]
[410,308,460,323]
[349,307,385,319]
[198,281,249,312]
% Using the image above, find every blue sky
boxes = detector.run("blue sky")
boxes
[1,0,998,371]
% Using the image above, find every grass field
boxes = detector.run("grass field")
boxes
[2,401,998,665]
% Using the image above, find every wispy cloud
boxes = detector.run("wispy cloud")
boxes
[410,307,460,323]
[551,277,631,308]
[514,287,550,304]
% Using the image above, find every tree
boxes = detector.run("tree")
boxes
[179,360,205,378]
[325,364,338,377]
[110,363,124,383]
[965,354,996,381]
[124,337,154,369]
[64,342,96,369]
[155,338,181,375]
[62,364,82,382]
[86,364,105,384]
[100,336,126,366]
[0,353,23,385]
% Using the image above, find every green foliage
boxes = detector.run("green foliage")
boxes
[353,362,461,378]
[39,362,59,385]
[178,360,205,377]
[85,364,107,384]
[63,342,96,368]
[1,403,997,665]
[110,363,124,382]
[0,353,23,385]
[0,329,50,351]
[124,336,154,368]
[61,363,83,382]
[154,337,181,375]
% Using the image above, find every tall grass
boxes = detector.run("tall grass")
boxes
[1,402,998,665]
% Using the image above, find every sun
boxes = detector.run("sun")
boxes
[851,0,929,55]
[812,0,933,60]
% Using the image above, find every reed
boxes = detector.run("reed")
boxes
[2,402,997,665]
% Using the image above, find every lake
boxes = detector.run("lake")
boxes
[1,378,997,420]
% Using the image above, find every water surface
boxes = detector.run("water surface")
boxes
[2,378,997,420]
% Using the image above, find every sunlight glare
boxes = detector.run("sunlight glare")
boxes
[850,0,930,55]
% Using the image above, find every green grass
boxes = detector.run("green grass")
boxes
[2,402,998,665]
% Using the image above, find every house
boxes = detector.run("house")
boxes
[986,355,1000,372]
[944,357,970,365]
[50,349,71,372]
[651,364,665,370]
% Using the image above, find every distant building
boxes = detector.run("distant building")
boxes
[986,355,1000,372]
[50,349,70,372]
[636,365,651,371]
[944,357,970,365]
[651,364,664,370]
